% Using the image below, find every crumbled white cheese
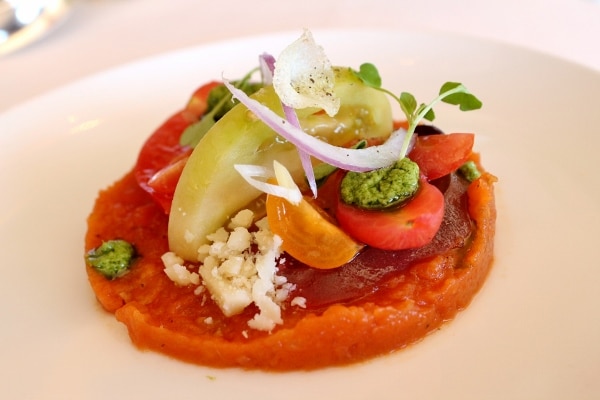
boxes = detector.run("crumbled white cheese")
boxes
[162,252,200,286]
[227,227,252,252]
[228,208,254,229]
[275,282,296,303]
[291,296,307,309]
[193,285,205,296]
[163,209,302,332]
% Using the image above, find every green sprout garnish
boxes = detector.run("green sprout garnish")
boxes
[353,63,482,158]
[180,68,262,148]
[336,63,483,210]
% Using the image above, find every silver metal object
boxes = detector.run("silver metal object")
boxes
[0,0,70,56]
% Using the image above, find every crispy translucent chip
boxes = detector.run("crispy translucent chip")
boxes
[272,29,340,116]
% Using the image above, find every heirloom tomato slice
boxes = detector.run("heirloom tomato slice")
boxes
[408,133,474,180]
[335,178,445,251]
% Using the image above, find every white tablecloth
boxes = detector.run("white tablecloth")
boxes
[1,0,599,114]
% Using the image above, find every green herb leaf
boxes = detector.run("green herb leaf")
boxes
[416,103,436,122]
[399,92,417,119]
[353,63,482,160]
[355,63,382,88]
[180,116,217,147]
[439,81,483,111]
[439,81,462,92]
[423,107,435,121]
[179,84,232,147]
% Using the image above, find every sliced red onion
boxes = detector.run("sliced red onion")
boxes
[298,149,317,197]
[259,53,275,85]
[224,79,405,172]
[255,54,319,197]
[234,163,302,205]
[279,87,318,196]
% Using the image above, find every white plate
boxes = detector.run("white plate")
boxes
[1,29,599,399]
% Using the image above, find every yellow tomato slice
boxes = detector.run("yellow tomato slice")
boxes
[266,194,363,269]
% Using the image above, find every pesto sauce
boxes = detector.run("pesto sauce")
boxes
[458,160,481,182]
[86,240,136,280]
[340,157,420,209]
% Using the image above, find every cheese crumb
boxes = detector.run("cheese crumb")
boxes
[291,296,307,309]
[228,209,254,229]
[162,252,200,286]
[163,209,296,332]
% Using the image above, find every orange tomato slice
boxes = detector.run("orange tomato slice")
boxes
[266,195,363,269]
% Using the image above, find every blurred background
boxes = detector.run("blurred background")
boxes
[1,0,599,113]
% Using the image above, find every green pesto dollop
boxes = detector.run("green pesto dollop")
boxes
[341,157,420,209]
[458,160,481,182]
[86,240,136,280]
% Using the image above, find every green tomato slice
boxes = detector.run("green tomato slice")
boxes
[168,67,393,261]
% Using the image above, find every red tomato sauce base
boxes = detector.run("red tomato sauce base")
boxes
[84,158,496,371]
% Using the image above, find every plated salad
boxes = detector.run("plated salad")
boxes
[84,30,496,370]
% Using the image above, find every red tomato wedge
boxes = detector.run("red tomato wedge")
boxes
[134,81,220,213]
[335,178,445,250]
[408,133,474,180]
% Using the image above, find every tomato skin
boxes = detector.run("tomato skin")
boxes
[335,179,445,250]
[144,150,192,212]
[134,81,220,213]
[186,81,221,116]
[408,133,474,180]
[133,111,195,213]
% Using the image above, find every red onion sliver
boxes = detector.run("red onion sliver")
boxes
[223,79,405,172]
[259,53,318,196]
[259,53,276,85]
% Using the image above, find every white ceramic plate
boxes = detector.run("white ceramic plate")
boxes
[1,29,599,399]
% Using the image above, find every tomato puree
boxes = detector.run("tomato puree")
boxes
[85,162,496,371]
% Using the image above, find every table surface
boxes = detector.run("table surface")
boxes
[1,0,599,114]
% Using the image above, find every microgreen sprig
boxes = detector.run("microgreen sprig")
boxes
[353,63,482,158]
